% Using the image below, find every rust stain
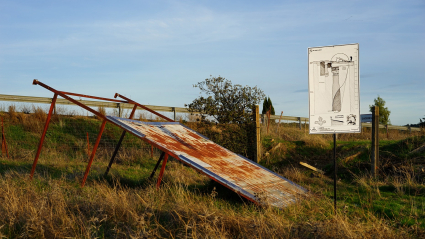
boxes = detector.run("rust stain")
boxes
[107,116,306,208]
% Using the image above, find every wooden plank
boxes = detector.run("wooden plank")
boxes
[371,106,379,178]
[255,105,261,163]
[299,162,324,174]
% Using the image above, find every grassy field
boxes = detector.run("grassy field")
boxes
[0,110,424,238]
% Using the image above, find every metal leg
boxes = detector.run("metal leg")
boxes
[333,133,337,214]
[87,132,90,158]
[150,151,165,179]
[157,153,169,189]
[30,94,58,179]
[103,105,138,176]
[81,119,107,187]
[104,131,126,177]
[1,116,9,158]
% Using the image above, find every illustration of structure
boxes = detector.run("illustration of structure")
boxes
[310,54,355,115]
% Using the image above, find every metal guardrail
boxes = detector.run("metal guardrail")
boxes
[0,94,420,131]
[0,94,191,114]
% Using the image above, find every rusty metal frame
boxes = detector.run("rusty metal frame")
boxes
[30,80,174,187]
[31,80,306,207]
[156,153,169,188]
[114,93,174,122]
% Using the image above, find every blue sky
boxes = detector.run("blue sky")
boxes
[0,0,424,125]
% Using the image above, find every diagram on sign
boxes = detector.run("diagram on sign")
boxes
[308,44,360,134]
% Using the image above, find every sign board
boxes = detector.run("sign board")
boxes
[308,44,360,134]
[361,114,372,123]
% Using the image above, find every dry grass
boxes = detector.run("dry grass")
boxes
[0,109,424,238]
[0,160,415,239]
[7,105,17,123]
[96,106,106,120]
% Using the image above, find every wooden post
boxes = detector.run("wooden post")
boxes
[298,117,302,130]
[118,103,122,117]
[255,105,261,163]
[386,124,389,139]
[277,111,283,134]
[371,106,379,178]
[266,106,271,134]
[172,107,176,121]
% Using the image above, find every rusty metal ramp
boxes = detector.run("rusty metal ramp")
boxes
[107,116,307,208]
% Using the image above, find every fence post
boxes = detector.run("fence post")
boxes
[118,103,122,117]
[371,106,379,178]
[172,107,176,121]
[298,117,302,130]
[277,111,283,134]
[255,105,261,163]
[386,124,389,139]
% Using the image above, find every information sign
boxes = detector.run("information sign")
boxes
[308,44,360,134]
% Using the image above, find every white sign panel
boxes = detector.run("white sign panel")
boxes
[308,44,360,134]
[361,114,372,123]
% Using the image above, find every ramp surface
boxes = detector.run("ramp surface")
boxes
[107,116,307,208]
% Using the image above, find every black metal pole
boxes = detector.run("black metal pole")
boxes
[333,133,337,214]
[104,131,127,177]
[150,152,165,179]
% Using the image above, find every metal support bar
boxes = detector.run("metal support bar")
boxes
[81,119,107,187]
[104,131,126,177]
[333,133,337,214]
[1,116,9,158]
[33,80,106,119]
[114,93,175,122]
[156,153,169,188]
[150,151,165,179]
[104,105,138,177]
[59,91,127,103]
[30,94,58,179]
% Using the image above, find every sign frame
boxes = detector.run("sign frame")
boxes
[308,43,360,134]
